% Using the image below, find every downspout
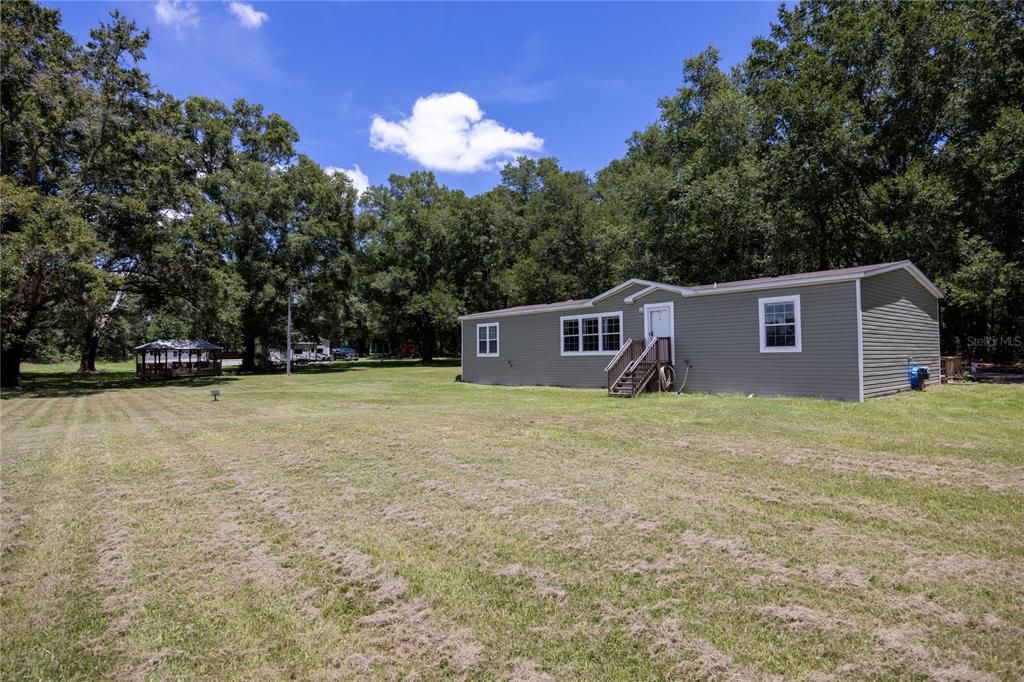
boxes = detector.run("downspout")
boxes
[855,279,864,402]
[935,297,941,389]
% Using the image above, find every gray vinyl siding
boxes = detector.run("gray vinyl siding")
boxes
[461,283,648,388]
[462,280,862,400]
[860,269,940,398]
[675,282,861,401]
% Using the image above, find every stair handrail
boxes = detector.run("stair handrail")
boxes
[605,338,643,392]
[626,336,661,373]
[604,339,635,373]
[623,336,666,396]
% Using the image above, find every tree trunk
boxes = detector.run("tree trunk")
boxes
[420,324,436,364]
[78,327,100,373]
[241,333,257,371]
[1,341,24,389]
[78,290,126,373]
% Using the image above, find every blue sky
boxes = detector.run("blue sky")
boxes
[47,1,782,195]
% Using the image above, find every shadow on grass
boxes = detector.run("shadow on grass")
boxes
[3,358,461,399]
[973,366,1024,384]
[288,358,461,373]
[3,371,240,400]
[232,358,460,376]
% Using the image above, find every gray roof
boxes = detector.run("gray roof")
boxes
[687,262,907,292]
[135,339,223,351]
[469,298,592,316]
[460,260,941,320]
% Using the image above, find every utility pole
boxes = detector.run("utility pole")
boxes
[286,281,293,376]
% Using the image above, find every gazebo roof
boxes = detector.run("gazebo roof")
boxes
[135,339,223,351]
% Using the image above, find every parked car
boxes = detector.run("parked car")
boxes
[331,347,359,360]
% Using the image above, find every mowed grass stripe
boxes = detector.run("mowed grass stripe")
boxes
[103,388,486,678]
[1,395,112,680]
[155,368,1019,675]
[2,362,1022,679]
[134,378,671,671]
[95,388,373,679]
[201,417,681,678]
[172,392,674,678]
[173,384,888,676]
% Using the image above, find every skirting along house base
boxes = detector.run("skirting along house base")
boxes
[459,261,942,402]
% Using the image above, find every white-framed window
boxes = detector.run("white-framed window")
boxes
[561,312,622,355]
[758,295,802,353]
[476,322,499,357]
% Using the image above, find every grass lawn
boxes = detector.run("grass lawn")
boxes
[2,361,1022,680]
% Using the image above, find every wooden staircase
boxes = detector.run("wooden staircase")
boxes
[605,337,673,398]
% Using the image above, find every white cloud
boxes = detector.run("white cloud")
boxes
[154,0,199,28]
[369,92,543,173]
[325,165,370,197]
[228,2,269,29]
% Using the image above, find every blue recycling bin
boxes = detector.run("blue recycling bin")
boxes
[908,363,921,390]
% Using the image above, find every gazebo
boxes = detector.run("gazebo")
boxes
[135,340,223,379]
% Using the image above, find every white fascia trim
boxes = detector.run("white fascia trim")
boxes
[590,278,664,304]
[758,294,802,353]
[461,275,854,320]
[459,301,593,321]
[628,263,941,300]
[625,283,695,303]
[863,261,943,299]
[475,322,499,357]
[624,286,658,303]
[855,279,864,403]
[459,263,941,321]
[459,279,669,321]
[559,311,623,356]
[691,272,867,297]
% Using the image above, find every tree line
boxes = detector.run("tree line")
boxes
[3,0,1022,388]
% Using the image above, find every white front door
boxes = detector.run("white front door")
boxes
[645,304,673,342]
[644,302,675,364]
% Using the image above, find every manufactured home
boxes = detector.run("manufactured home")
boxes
[459,261,941,402]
